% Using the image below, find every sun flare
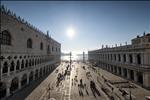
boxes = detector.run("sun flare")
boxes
[67,27,76,38]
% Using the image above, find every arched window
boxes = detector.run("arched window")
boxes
[27,38,32,48]
[129,54,133,63]
[118,54,121,61]
[40,42,43,50]
[123,54,126,62]
[3,62,8,73]
[10,61,15,72]
[29,59,32,66]
[16,60,20,70]
[0,30,11,45]
[21,60,24,69]
[32,59,34,66]
[25,60,28,68]
[114,54,116,61]
[137,54,141,64]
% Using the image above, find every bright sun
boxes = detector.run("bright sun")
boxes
[67,27,76,38]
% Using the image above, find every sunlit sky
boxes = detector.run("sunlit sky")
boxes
[1,1,150,54]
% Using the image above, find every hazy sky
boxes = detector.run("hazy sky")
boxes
[1,1,150,54]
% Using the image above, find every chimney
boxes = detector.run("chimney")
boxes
[125,42,127,45]
[115,44,117,47]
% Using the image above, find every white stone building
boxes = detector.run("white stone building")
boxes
[0,5,61,99]
[88,33,150,89]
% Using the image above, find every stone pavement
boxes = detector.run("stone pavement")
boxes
[25,62,150,100]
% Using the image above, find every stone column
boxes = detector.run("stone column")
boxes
[143,72,150,88]
[27,74,29,85]
[121,54,124,63]
[117,67,120,75]
[33,71,35,80]
[14,62,16,73]
[113,66,115,73]
[133,53,136,64]
[141,53,144,65]
[0,64,2,80]
[126,54,129,64]
[112,54,114,62]
[127,69,131,79]
[8,63,10,76]
[121,68,124,77]
[134,71,138,82]
[6,82,11,97]
[116,54,119,63]
[18,78,21,89]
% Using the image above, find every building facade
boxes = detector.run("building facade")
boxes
[0,5,61,99]
[88,33,150,89]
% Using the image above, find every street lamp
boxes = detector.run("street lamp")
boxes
[83,51,85,63]
[129,82,132,100]
[70,52,72,69]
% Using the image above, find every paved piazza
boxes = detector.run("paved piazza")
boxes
[24,61,150,100]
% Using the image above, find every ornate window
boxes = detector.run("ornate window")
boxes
[27,38,32,48]
[40,42,43,50]
[137,54,141,64]
[21,60,24,69]
[3,62,8,73]
[0,30,11,45]
[10,61,15,71]
[16,60,20,70]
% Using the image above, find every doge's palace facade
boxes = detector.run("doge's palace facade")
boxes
[0,5,61,99]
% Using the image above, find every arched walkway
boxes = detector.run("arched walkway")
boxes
[3,62,8,74]
[10,61,15,72]
[21,74,27,86]
[35,69,38,80]
[137,72,143,84]
[0,82,6,99]
[29,71,34,82]
[43,67,46,75]
[10,77,19,93]
[40,68,42,77]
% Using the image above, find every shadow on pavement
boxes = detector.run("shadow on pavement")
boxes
[90,81,101,97]
[6,71,54,100]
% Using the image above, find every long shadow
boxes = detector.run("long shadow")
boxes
[84,84,89,96]
[90,81,101,98]
[78,84,84,97]
[6,69,55,100]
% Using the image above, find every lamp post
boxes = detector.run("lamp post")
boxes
[83,51,85,63]
[129,82,132,100]
[70,52,72,69]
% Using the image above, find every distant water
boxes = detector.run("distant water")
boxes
[61,54,88,61]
